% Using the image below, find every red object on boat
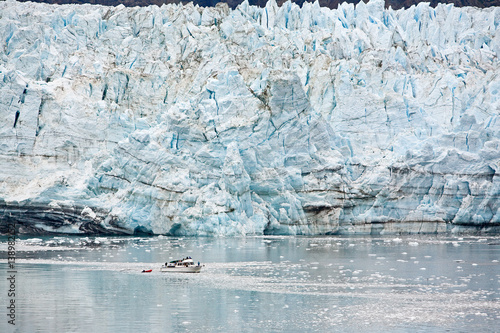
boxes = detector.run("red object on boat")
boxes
[142,269,152,273]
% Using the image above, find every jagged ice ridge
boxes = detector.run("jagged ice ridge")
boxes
[0,0,499,235]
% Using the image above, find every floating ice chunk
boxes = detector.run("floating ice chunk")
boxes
[25,238,43,243]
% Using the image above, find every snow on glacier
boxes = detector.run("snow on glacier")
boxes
[0,0,499,235]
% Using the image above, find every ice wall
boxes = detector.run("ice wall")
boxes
[0,0,499,235]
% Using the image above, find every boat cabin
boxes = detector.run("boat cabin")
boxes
[166,258,195,268]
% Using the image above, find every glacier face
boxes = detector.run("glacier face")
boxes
[0,0,499,235]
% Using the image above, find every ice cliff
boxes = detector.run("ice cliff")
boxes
[1,0,499,235]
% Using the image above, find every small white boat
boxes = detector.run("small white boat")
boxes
[160,257,202,273]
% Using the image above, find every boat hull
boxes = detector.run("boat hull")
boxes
[160,266,202,273]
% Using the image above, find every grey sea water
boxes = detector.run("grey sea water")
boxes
[1,235,499,332]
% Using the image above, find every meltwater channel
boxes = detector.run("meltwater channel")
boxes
[1,235,499,332]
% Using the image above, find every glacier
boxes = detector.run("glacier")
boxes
[0,0,499,236]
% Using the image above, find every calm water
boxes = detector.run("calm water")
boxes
[1,235,499,332]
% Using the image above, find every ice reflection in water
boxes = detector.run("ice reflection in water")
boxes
[0,235,499,332]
